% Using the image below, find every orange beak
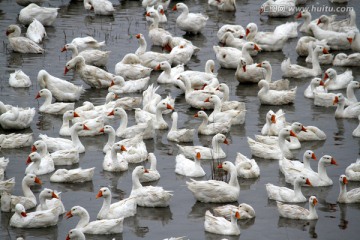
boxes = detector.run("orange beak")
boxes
[323,72,329,80]
[312,198,318,205]
[61,46,67,52]
[217,163,223,169]
[34,177,42,185]
[144,168,149,173]
[260,8,264,14]
[194,113,199,117]
[317,19,321,25]
[246,28,250,36]
[166,104,174,110]
[322,48,329,54]
[343,177,348,184]
[163,43,172,52]
[271,115,276,124]
[21,212,27,217]
[114,94,118,99]
[305,178,312,186]
[135,34,141,39]
[35,92,41,99]
[110,80,115,86]
[64,67,69,75]
[235,211,241,219]
[301,126,307,132]
[204,97,210,102]
[172,5,177,11]
[333,96,339,105]
[347,37,353,44]
[256,63,262,67]
[52,192,59,199]
[66,234,70,240]
[223,138,229,145]
[331,158,338,165]
[242,65,246,72]
[26,156,32,165]
[290,130,297,138]
[145,12,150,17]
[155,64,161,70]
[73,112,80,118]
[296,12,302,19]
[107,110,115,116]
[31,145,37,152]
[311,153,317,160]
[254,44,261,51]
[99,128,104,133]
[96,190,103,198]
[319,81,324,86]
[83,124,90,130]
[196,152,201,159]
[160,9,165,15]
[121,145,127,151]
[65,210,73,219]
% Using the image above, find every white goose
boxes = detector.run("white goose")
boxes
[66,206,123,234]
[167,112,194,142]
[283,155,337,187]
[103,143,128,172]
[256,61,290,90]
[277,196,318,220]
[109,108,153,140]
[0,178,15,196]
[345,81,360,104]
[6,25,44,53]
[9,70,31,88]
[175,151,205,177]
[281,45,328,78]
[32,139,79,166]
[235,57,265,84]
[353,116,360,137]
[206,95,246,125]
[296,10,316,34]
[217,24,245,40]
[216,0,236,11]
[139,153,161,182]
[204,210,240,235]
[235,152,260,178]
[304,78,325,99]
[0,133,33,149]
[70,36,105,52]
[296,124,327,141]
[146,5,167,23]
[261,109,287,136]
[50,168,95,183]
[64,56,115,88]
[10,203,59,228]
[37,70,84,102]
[333,93,360,118]
[216,83,246,111]
[156,61,185,84]
[323,68,353,91]
[146,9,172,46]
[35,89,74,115]
[114,53,152,80]
[338,175,360,203]
[333,53,360,67]
[0,174,41,212]
[213,42,260,69]
[258,80,296,105]
[84,0,114,15]
[39,122,89,153]
[296,36,328,57]
[108,76,149,94]
[66,229,86,240]
[162,35,200,54]
[280,150,317,175]
[309,23,350,50]
[26,19,46,43]
[61,43,110,67]
[187,161,240,203]
[219,32,246,49]
[172,3,208,34]
[178,59,217,88]
[25,152,55,175]
[96,187,137,219]
[213,203,255,220]
[178,133,229,159]
[345,159,360,181]
[347,31,360,52]
[130,166,173,207]
[194,111,231,135]
[248,128,296,160]
[59,110,80,136]
[36,188,65,216]
[19,3,58,26]
[266,176,312,203]
[0,103,35,130]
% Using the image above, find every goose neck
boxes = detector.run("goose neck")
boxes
[339,183,347,201]
[99,195,111,216]
[317,161,330,181]
[311,49,321,72]
[170,115,178,131]
[76,211,90,228]
[132,172,143,190]
[22,180,35,200]
[228,166,240,187]
[309,203,318,219]
[264,65,272,82]
[70,127,81,147]
[199,116,208,130]
[346,84,358,103]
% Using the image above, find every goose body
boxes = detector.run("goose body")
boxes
[50,168,95,183]
[0,133,33,149]
[333,53,360,67]
[0,103,35,130]
[25,152,55,176]
[213,203,255,220]
[167,112,194,142]
[204,210,240,235]
[175,151,205,177]
[338,175,360,203]
[333,93,360,118]
[115,53,152,80]
[235,152,260,178]
[103,143,128,172]
[139,153,161,182]
[156,61,185,84]
[84,0,115,15]
[36,89,74,114]
[19,3,58,26]
[9,70,31,88]
[70,36,106,51]
[61,43,110,67]
[6,25,44,53]
[26,19,46,43]
[108,76,150,94]
[194,111,231,135]
[258,80,296,105]
[261,109,287,136]
[345,159,360,181]
[277,196,318,220]
[173,3,208,34]
[323,68,353,91]
[36,188,65,216]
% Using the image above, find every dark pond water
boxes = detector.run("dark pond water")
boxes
[0,0,359,239]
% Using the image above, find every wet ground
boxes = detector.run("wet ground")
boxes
[0,0,360,239]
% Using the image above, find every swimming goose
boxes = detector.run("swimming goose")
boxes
[167,112,195,142]
[25,152,55,175]
[194,111,232,135]
[219,32,246,49]
[309,23,351,50]
[8,70,31,88]
[338,175,360,203]
[261,109,287,136]
[204,210,240,235]
[217,24,245,40]
[175,150,206,177]
[145,9,172,46]
[187,161,240,203]
[323,68,353,91]
[66,229,86,240]
[353,116,360,137]
[258,80,296,105]
[84,0,115,15]
[213,203,255,220]
[156,61,185,84]
[35,89,74,115]
[103,143,128,172]
[333,93,360,118]
[6,25,44,53]
[235,57,265,84]
[0,103,35,130]
[304,78,325,99]
[296,10,315,35]
[256,61,290,90]
[139,153,161,182]
[333,53,360,67]
[36,188,65,216]
[61,43,110,67]
[277,196,318,220]
[235,152,260,178]
[0,133,33,149]
[25,19,46,44]
[108,76,149,94]
[50,168,95,183]
[345,159,360,181]
[216,83,246,111]
[70,36,106,52]
[172,3,208,34]
[347,31,360,52]
[115,53,152,80]
[19,3,58,26]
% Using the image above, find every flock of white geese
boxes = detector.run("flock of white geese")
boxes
[1,0,360,239]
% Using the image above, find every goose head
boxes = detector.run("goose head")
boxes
[23,173,42,186]
[40,188,59,200]
[66,206,86,219]
[194,110,208,119]
[245,23,257,38]
[6,24,21,37]
[216,83,229,93]
[313,45,329,55]
[155,61,171,71]
[339,174,348,186]
[99,125,115,134]
[106,92,118,103]
[347,81,360,90]
[145,9,159,19]
[35,88,52,99]
[214,133,229,145]
[346,31,357,44]
[324,68,336,81]
[14,204,27,217]
[133,165,149,177]
[304,150,317,161]
[107,107,125,117]
[258,79,269,89]
[158,5,165,15]
[265,110,276,124]
[26,152,41,165]
[61,43,76,52]
[309,196,318,207]
[279,127,297,138]
[157,99,174,111]
[238,57,247,71]
[296,10,311,19]
[291,122,307,133]
[205,59,216,73]
[31,140,47,152]
[243,41,261,52]
[66,229,85,240]
[238,203,256,217]
[64,56,85,74]
[310,77,324,88]
[333,93,345,105]
[217,161,235,172]
[63,110,80,120]
[96,187,111,199]
[172,3,188,11]
[122,53,141,64]
[111,142,127,152]
[111,76,125,87]
[295,175,312,186]
[319,155,337,166]
[72,122,90,132]
[256,60,271,70]
[317,15,330,25]
[204,95,221,104]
